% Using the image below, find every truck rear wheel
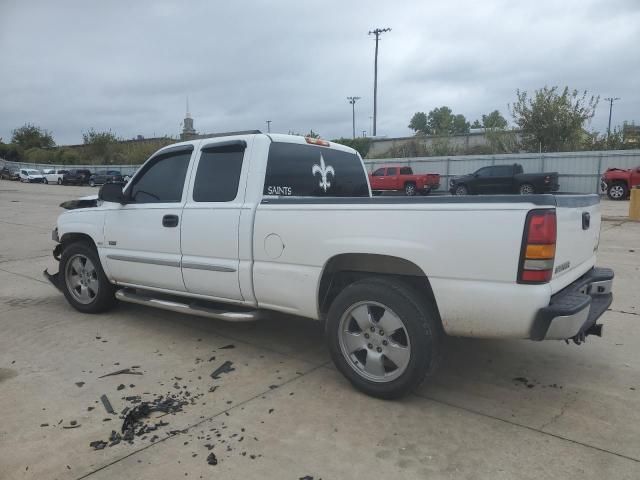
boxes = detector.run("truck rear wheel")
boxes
[519,183,535,195]
[607,182,628,200]
[326,278,441,399]
[60,242,117,313]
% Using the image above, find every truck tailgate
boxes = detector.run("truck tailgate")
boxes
[550,195,601,294]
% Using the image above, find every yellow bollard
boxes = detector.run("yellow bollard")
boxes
[630,187,640,221]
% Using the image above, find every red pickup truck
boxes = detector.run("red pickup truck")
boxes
[601,166,640,200]
[369,166,440,196]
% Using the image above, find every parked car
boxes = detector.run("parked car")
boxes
[42,169,69,185]
[369,166,440,196]
[89,170,124,187]
[450,164,559,195]
[62,169,92,185]
[19,168,45,183]
[44,133,612,399]
[0,166,20,180]
[601,166,640,200]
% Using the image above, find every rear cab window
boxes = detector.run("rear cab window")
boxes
[263,142,369,197]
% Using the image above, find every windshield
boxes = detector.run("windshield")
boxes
[27,170,40,175]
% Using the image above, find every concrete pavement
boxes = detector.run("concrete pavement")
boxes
[0,181,638,479]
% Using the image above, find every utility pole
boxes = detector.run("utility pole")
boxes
[604,97,620,142]
[266,120,272,133]
[368,27,391,137]
[362,130,367,138]
[347,97,361,139]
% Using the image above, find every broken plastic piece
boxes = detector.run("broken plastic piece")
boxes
[100,394,115,414]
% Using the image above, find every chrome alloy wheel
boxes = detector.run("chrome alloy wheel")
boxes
[338,301,411,382]
[64,254,99,304]
[609,185,625,199]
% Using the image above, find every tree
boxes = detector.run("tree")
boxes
[11,123,55,149]
[510,86,599,152]
[482,110,508,129]
[408,112,428,134]
[409,107,469,135]
[452,114,470,134]
[82,129,119,164]
[471,119,482,129]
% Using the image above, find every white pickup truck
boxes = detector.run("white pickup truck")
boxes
[45,133,614,398]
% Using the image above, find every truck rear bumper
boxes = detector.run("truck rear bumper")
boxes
[530,267,614,341]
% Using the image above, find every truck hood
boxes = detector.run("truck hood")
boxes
[60,194,99,210]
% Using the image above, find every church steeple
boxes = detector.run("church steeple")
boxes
[181,96,196,140]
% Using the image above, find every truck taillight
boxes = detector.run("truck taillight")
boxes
[518,209,556,284]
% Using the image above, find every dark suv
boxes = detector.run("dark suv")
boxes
[89,170,124,187]
[62,169,93,185]
[0,166,20,180]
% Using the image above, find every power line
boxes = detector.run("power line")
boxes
[347,96,361,139]
[368,27,391,137]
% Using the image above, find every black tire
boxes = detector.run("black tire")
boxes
[419,187,432,196]
[454,184,468,196]
[57,178,62,185]
[519,183,535,195]
[43,178,48,184]
[607,181,628,200]
[404,183,417,196]
[60,241,117,313]
[326,277,442,399]
[89,179,95,187]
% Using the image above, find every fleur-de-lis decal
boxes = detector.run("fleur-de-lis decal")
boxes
[311,154,335,192]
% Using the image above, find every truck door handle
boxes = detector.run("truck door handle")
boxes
[162,214,179,228]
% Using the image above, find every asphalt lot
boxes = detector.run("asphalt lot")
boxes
[0,180,639,480]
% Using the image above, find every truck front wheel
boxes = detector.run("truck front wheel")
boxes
[404,183,416,196]
[607,182,628,200]
[60,242,117,313]
[326,278,442,399]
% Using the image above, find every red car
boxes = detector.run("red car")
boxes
[369,166,440,196]
[601,166,640,200]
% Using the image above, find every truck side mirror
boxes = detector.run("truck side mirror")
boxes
[99,182,126,204]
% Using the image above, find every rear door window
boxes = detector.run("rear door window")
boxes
[400,167,412,174]
[264,142,369,197]
[193,143,245,202]
[372,168,385,176]
[387,167,397,175]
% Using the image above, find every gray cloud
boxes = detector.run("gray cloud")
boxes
[1,0,638,145]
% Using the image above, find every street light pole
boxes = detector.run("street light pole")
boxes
[604,97,620,142]
[347,97,361,139]
[368,27,391,137]
[266,120,272,133]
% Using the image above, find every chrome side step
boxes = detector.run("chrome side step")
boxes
[115,288,260,322]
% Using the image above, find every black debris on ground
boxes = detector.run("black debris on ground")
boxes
[117,384,126,391]
[98,367,143,379]
[87,406,95,411]
[100,394,115,414]
[40,423,49,427]
[208,386,218,393]
[206,453,218,465]
[268,385,278,390]
[75,382,85,388]
[220,344,235,349]
[208,356,216,362]
[268,408,274,414]
[512,377,528,384]
[89,440,108,450]
[210,361,235,380]
[299,477,314,480]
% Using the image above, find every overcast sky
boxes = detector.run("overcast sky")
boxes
[1,0,639,145]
